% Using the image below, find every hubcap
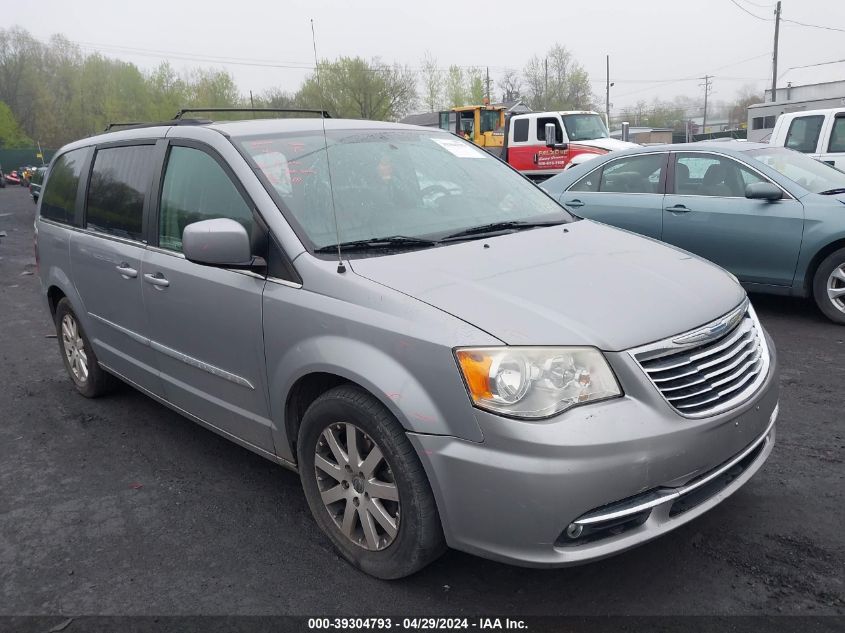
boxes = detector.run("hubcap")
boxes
[61,314,89,382]
[314,422,400,551]
[828,264,845,314]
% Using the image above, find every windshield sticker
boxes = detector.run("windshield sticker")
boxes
[430,137,486,158]
[253,151,292,195]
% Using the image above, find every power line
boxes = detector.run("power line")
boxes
[781,17,845,34]
[736,0,775,7]
[728,0,772,21]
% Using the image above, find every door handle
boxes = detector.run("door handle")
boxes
[115,263,138,278]
[566,199,585,208]
[666,204,691,213]
[143,273,170,288]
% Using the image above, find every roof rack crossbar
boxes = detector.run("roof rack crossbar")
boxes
[104,119,212,133]
[173,107,331,120]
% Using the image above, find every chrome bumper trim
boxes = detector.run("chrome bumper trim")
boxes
[574,402,778,527]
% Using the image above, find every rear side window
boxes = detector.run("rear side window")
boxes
[785,115,824,153]
[158,146,254,252]
[86,145,156,241]
[40,149,87,224]
[828,116,845,153]
[599,154,665,194]
[512,118,529,143]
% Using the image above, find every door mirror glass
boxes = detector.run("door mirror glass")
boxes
[183,218,252,266]
[745,182,783,201]
[545,123,557,148]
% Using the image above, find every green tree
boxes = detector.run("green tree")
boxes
[444,65,465,107]
[466,67,485,104]
[297,56,416,120]
[420,52,442,112]
[0,100,32,147]
[523,44,594,111]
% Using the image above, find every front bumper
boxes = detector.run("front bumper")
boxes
[408,336,778,567]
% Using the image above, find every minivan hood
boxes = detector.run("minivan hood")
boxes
[349,221,745,351]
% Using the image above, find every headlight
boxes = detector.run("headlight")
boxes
[455,347,622,419]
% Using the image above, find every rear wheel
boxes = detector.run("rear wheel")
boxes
[55,298,117,397]
[297,385,445,579]
[812,248,845,325]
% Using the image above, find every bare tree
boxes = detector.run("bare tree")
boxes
[497,69,522,102]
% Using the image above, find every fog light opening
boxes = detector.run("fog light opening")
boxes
[565,523,583,539]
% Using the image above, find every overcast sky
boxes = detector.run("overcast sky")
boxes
[9,0,845,113]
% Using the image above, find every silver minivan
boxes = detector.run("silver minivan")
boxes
[36,116,779,579]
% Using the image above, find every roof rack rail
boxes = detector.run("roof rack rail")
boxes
[173,107,331,120]
[104,119,212,132]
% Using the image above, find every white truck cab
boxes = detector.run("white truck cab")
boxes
[769,108,845,170]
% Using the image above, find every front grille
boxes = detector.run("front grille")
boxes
[631,300,770,418]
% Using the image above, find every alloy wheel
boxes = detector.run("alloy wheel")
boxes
[828,264,845,314]
[61,313,89,382]
[314,422,400,551]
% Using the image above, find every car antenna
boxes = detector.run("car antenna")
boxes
[311,19,345,274]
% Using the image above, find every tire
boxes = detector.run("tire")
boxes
[297,385,446,579]
[55,298,117,397]
[812,247,845,325]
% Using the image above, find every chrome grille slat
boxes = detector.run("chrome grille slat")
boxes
[630,301,770,418]
[643,319,752,374]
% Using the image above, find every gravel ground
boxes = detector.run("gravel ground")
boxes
[0,185,843,616]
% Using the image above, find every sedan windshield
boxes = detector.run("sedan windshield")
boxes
[234,129,570,252]
[746,147,845,195]
[561,114,609,142]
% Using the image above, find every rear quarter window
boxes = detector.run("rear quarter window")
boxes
[40,149,89,224]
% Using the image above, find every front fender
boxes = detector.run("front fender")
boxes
[268,335,485,462]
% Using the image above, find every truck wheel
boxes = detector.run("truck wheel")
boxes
[812,247,845,324]
[297,385,445,579]
[55,298,117,397]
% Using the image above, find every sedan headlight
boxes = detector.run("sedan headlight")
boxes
[455,347,622,419]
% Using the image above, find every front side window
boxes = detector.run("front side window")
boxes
[86,145,155,241]
[828,116,845,154]
[234,130,570,252]
[569,169,600,192]
[784,115,824,153]
[536,117,563,143]
[158,146,254,252]
[480,110,501,134]
[41,148,88,224]
[598,154,665,194]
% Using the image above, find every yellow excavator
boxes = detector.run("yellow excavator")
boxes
[437,102,507,149]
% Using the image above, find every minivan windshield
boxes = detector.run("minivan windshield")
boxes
[746,147,845,195]
[234,129,570,252]
[561,114,609,142]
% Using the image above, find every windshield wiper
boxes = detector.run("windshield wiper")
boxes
[313,235,439,253]
[818,188,845,195]
[438,219,566,242]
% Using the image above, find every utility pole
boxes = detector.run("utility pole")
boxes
[701,75,713,138]
[771,0,782,101]
[544,57,548,110]
[605,55,611,126]
[485,66,491,102]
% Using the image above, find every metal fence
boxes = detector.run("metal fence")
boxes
[0,148,56,171]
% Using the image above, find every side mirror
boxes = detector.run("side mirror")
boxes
[544,123,557,148]
[544,122,569,150]
[183,218,253,267]
[745,182,783,201]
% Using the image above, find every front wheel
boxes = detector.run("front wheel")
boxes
[297,385,445,579]
[812,247,845,324]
